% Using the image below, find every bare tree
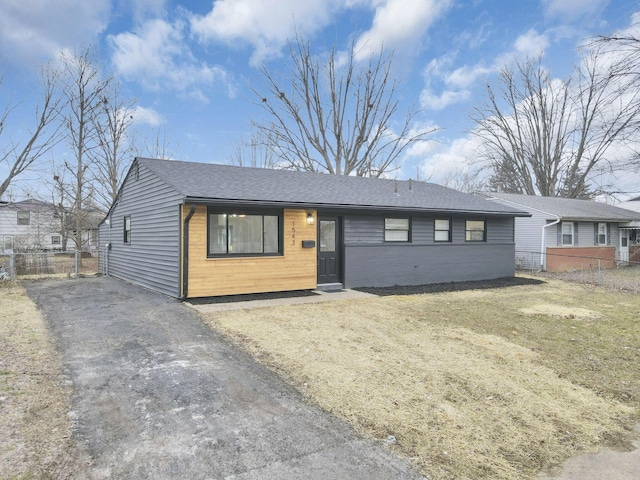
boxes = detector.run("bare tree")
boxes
[471,52,640,198]
[230,130,278,168]
[56,46,111,252]
[132,127,175,160]
[252,35,435,177]
[0,67,62,198]
[93,82,136,210]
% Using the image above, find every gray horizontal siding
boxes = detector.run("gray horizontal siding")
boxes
[344,243,516,288]
[99,162,183,297]
[344,214,513,246]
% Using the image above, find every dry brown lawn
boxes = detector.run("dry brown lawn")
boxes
[200,276,640,480]
[0,283,89,479]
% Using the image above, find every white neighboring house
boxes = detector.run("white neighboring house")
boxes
[477,192,640,271]
[0,199,65,253]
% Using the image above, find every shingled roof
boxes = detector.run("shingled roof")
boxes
[480,191,639,222]
[137,158,528,216]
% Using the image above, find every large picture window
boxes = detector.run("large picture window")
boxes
[434,218,451,242]
[465,219,486,242]
[384,218,410,242]
[208,209,281,256]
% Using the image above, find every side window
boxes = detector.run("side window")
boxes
[384,218,410,242]
[124,216,131,244]
[51,235,61,245]
[17,211,30,225]
[434,218,451,242]
[597,223,607,245]
[561,222,574,246]
[465,220,486,242]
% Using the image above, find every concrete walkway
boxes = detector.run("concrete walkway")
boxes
[25,277,423,480]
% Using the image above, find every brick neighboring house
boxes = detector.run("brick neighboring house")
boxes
[478,192,640,272]
[0,199,101,254]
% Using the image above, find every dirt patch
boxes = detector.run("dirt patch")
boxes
[520,303,601,319]
[200,276,640,480]
[0,283,89,478]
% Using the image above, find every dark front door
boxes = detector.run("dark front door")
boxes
[317,217,341,284]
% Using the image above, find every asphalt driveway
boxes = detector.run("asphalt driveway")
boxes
[25,277,424,479]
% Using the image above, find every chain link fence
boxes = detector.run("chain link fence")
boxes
[0,251,99,282]
[516,249,640,293]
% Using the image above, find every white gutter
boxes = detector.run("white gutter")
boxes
[541,217,561,271]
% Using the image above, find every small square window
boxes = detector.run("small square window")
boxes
[384,218,410,242]
[124,216,131,244]
[51,235,61,245]
[465,220,486,242]
[434,218,451,242]
[17,211,30,225]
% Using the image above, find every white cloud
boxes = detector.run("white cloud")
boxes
[131,106,164,127]
[190,0,339,66]
[108,19,232,101]
[420,89,471,111]
[0,0,110,67]
[419,135,484,185]
[514,29,550,56]
[353,0,454,61]
[542,0,608,20]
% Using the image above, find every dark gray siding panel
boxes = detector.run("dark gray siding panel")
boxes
[344,215,384,244]
[344,243,515,288]
[99,162,183,297]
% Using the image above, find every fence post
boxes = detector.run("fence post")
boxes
[9,253,15,282]
[597,259,602,285]
[75,249,79,278]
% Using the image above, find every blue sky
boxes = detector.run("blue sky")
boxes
[1,0,639,200]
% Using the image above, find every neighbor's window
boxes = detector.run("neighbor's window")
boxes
[561,222,574,245]
[434,218,451,242]
[51,235,61,245]
[465,220,486,242]
[384,218,410,242]
[208,209,281,256]
[597,223,607,245]
[124,216,131,243]
[17,211,30,225]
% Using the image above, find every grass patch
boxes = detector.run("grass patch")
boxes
[200,275,640,480]
[0,284,89,478]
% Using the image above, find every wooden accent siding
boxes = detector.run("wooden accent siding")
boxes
[184,207,317,298]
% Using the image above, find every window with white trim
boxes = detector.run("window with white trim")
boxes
[597,223,607,245]
[51,235,61,245]
[561,222,574,245]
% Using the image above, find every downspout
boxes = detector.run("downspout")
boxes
[180,205,196,301]
[541,217,561,271]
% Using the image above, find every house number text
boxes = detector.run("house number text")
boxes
[291,220,296,245]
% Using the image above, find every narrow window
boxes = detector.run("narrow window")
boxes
[17,211,30,225]
[207,209,282,256]
[434,218,451,242]
[124,216,131,244]
[384,218,410,242]
[561,222,574,246]
[597,223,607,245]
[465,220,486,242]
